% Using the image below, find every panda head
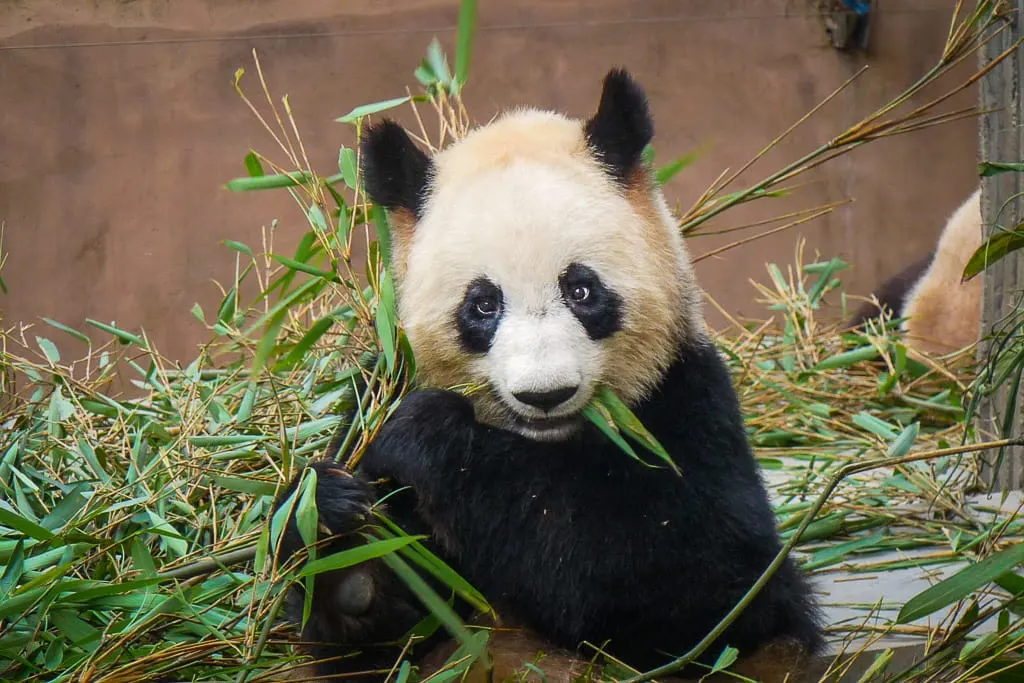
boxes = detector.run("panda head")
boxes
[361,69,705,441]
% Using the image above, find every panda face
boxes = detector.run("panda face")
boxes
[453,261,623,441]
[360,70,707,441]
[398,138,695,441]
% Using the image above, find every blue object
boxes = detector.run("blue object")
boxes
[841,0,871,15]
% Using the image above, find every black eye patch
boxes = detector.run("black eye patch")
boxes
[456,277,504,353]
[559,263,623,340]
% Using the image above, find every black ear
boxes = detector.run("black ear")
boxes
[360,120,433,219]
[583,68,654,184]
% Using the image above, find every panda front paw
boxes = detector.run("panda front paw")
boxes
[359,389,476,484]
[274,461,377,568]
[306,460,377,537]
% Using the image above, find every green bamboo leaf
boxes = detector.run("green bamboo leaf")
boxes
[271,254,338,281]
[295,470,319,551]
[375,520,492,614]
[131,538,157,578]
[225,171,313,191]
[962,229,1024,281]
[805,532,886,570]
[307,204,329,234]
[208,475,277,497]
[591,385,679,474]
[710,645,739,673]
[582,402,641,462]
[897,542,1024,624]
[886,422,920,458]
[379,550,487,667]
[297,535,425,578]
[372,204,393,268]
[41,318,91,344]
[336,96,411,124]
[269,489,298,563]
[276,316,336,370]
[0,540,25,596]
[0,507,55,541]
[655,149,700,186]
[852,412,899,440]
[252,310,287,378]
[805,256,846,305]
[36,337,60,364]
[244,151,265,177]
[806,344,880,370]
[376,271,398,373]
[856,649,894,683]
[339,147,359,190]
[145,511,189,558]
[188,435,270,447]
[978,161,1024,176]
[85,319,147,349]
[223,239,254,257]
[454,0,479,91]
[49,609,101,647]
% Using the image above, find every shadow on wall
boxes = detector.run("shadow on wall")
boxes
[0,0,978,368]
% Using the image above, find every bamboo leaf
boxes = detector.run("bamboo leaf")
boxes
[582,402,641,462]
[0,508,56,541]
[591,385,679,474]
[812,345,880,371]
[225,171,313,191]
[379,550,487,668]
[41,318,91,344]
[243,151,265,177]
[655,149,701,186]
[36,337,60,364]
[336,96,411,124]
[454,0,479,92]
[856,649,894,683]
[0,540,25,596]
[710,645,739,673]
[897,542,1024,624]
[339,147,359,190]
[297,535,425,578]
[271,254,338,281]
[886,422,920,458]
[223,239,254,257]
[85,319,148,349]
[962,229,1024,281]
[978,161,1024,176]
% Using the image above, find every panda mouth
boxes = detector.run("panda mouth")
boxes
[508,412,583,440]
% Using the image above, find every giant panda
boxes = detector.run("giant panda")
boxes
[849,188,982,356]
[271,68,824,682]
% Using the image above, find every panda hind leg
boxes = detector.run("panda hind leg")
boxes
[273,461,427,678]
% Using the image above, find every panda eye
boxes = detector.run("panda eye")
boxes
[569,285,591,303]
[474,298,499,316]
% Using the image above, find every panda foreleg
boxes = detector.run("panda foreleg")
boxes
[358,388,481,550]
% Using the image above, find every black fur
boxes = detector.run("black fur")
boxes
[273,340,824,678]
[584,68,655,184]
[847,252,933,330]
[360,120,433,219]
[455,277,505,353]
[559,262,623,340]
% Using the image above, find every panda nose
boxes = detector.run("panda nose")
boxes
[513,386,579,412]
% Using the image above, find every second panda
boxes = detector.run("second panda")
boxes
[272,68,824,682]
[850,188,982,355]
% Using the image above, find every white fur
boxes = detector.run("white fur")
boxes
[901,188,983,355]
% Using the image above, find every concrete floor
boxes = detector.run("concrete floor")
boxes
[762,463,1024,681]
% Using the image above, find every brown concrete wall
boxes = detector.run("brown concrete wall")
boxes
[0,0,979,365]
